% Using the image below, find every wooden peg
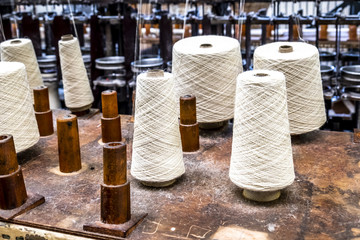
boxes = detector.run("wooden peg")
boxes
[103,142,127,186]
[0,135,18,176]
[179,95,200,152]
[184,25,191,38]
[33,86,54,137]
[319,25,328,40]
[266,25,274,39]
[102,90,118,118]
[84,142,147,237]
[145,23,151,36]
[101,90,122,143]
[0,135,45,219]
[0,135,27,210]
[101,183,130,224]
[57,114,82,173]
[293,25,300,40]
[348,25,358,41]
[241,24,246,37]
[234,24,240,39]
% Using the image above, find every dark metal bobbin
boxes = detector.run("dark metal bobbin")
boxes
[61,34,74,41]
[70,107,92,116]
[33,86,54,136]
[57,114,82,173]
[179,95,200,152]
[199,121,228,130]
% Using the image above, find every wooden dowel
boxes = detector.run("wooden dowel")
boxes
[101,90,122,143]
[33,86,54,136]
[179,95,200,152]
[0,135,27,210]
[101,183,131,224]
[57,114,81,173]
[101,142,130,224]
[103,142,127,186]
[180,95,197,125]
[33,86,50,112]
[101,90,118,118]
[0,135,19,175]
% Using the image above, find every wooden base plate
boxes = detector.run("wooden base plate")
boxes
[0,193,45,220]
[83,214,148,238]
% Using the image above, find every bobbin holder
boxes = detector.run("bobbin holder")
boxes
[101,90,122,143]
[57,114,82,173]
[33,86,54,137]
[179,95,200,152]
[83,142,147,238]
[0,135,45,220]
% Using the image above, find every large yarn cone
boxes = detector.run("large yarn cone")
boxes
[59,36,94,111]
[254,42,326,135]
[131,70,185,183]
[229,70,295,192]
[1,38,44,100]
[172,35,242,123]
[0,62,40,152]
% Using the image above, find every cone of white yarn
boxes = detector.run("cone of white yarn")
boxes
[172,35,242,123]
[0,62,40,153]
[59,34,94,112]
[229,70,294,196]
[131,70,185,186]
[254,42,326,135]
[1,38,44,100]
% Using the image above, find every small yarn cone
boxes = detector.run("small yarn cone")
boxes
[131,70,185,183]
[0,62,40,153]
[254,42,326,135]
[59,35,94,112]
[229,70,295,192]
[1,38,44,100]
[172,35,242,123]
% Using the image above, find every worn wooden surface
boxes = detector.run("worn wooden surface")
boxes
[2,109,360,239]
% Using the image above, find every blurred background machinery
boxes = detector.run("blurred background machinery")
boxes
[0,0,359,131]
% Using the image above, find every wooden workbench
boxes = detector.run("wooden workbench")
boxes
[1,109,360,240]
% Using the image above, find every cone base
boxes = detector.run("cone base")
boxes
[243,189,281,202]
[140,179,176,188]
